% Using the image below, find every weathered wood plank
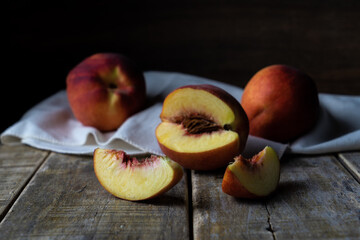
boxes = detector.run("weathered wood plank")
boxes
[266,155,360,240]
[338,152,360,183]
[0,152,189,239]
[0,144,49,219]
[192,154,360,240]
[192,168,273,240]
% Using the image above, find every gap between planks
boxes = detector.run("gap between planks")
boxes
[0,150,51,223]
[191,153,360,240]
[186,169,194,240]
[337,153,360,184]
[0,151,190,239]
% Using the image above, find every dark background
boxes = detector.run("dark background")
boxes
[3,0,360,133]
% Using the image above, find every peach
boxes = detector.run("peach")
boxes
[93,148,183,201]
[222,146,280,199]
[241,64,320,142]
[66,53,146,131]
[155,84,249,170]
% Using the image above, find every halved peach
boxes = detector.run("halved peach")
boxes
[155,84,249,170]
[94,148,183,201]
[222,146,280,198]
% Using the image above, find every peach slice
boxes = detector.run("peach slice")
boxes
[222,146,280,198]
[93,148,183,201]
[156,84,249,170]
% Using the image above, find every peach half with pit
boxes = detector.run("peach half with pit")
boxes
[222,146,280,199]
[93,148,183,201]
[155,84,249,170]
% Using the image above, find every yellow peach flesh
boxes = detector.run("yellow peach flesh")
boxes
[229,146,280,196]
[161,88,235,127]
[94,148,183,201]
[156,122,239,153]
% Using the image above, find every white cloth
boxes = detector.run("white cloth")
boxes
[1,71,359,159]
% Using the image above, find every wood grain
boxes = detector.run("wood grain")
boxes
[191,154,360,240]
[192,168,273,240]
[266,155,360,239]
[0,152,189,239]
[0,144,49,220]
[338,152,360,183]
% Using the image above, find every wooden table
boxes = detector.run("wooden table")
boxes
[0,143,359,239]
[4,1,360,238]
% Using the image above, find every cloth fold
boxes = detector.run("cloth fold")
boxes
[1,71,359,159]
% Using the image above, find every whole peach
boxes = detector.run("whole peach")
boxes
[241,64,319,142]
[66,53,146,131]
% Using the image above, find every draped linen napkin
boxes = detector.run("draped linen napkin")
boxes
[1,71,359,159]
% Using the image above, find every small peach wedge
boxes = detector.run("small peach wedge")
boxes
[222,146,280,199]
